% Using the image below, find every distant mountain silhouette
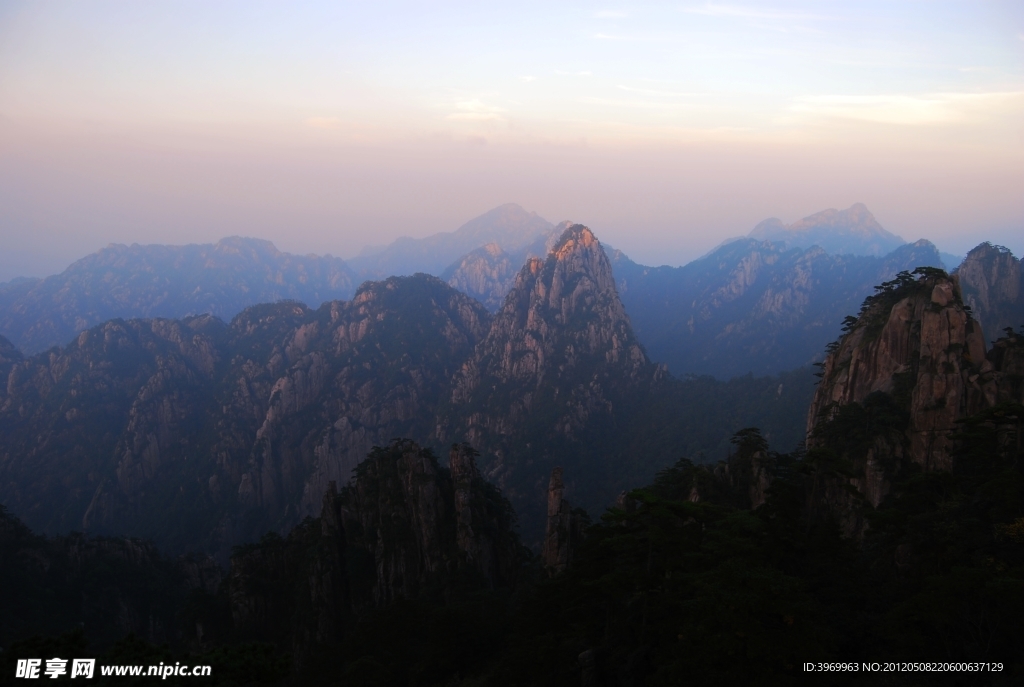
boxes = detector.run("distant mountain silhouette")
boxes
[0,227,814,558]
[608,238,946,378]
[347,203,554,280]
[440,224,562,311]
[0,237,356,354]
[749,203,905,256]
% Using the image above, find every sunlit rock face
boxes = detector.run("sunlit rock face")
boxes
[452,225,647,405]
[445,224,665,538]
[0,222,820,559]
[805,268,1024,536]
[809,273,989,471]
[442,226,560,313]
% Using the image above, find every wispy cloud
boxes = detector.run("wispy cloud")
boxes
[682,3,824,20]
[594,10,626,19]
[789,92,1024,125]
[519,75,537,82]
[445,100,506,122]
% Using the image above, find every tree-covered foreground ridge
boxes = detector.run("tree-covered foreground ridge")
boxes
[2,264,1024,684]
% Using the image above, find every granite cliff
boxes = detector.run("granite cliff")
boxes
[441,226,560,312]
[955,242,1024,345]
[0,227,816,557]
[445,224,673,536]
[806,268,1024,534]
[541,467,587,575]
[0,275,490,558]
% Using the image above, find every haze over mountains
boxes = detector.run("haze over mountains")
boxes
[1,202,1019,381]
[1,204,1020,556]
[347,203,554,280]
[0,225,815,559]
[748,202,905,257]
[609,238,948,378]
[1,211,1023,683]
[0,238,356,355]
[2,230,1023,683]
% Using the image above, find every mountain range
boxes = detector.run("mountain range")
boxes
[6,202,1012,383]
[608,237,948,378]
[0,225,816,560]
[4,202,1011,387]
[0,237,356,355]
[3,250,1023,683]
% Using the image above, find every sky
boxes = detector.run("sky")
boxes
[1,1,1022,280]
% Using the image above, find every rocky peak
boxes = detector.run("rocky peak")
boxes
[802,268,1024,539]
[337,440,455,606]
[809,268,989,471]
[542,467,587,575]
[441,226,562,313]
[789,202,878,235]
[442,243,518,312]
[453,223,646,396]
[445,224,657,538]
[955,242,1024,344]
[449,443,522,588]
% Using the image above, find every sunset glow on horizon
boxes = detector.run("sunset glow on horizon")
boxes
[1,1,1022,280]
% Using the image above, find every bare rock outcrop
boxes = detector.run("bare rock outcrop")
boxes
[0,276,491,560]
[683,428,776,511]
[449,443,522,587]
[542,467,587,575]
[451,225,647,410]
[955,242,1024,345]
[809,271,991,470]
[806,269,1024,535]
[446,225,660,537]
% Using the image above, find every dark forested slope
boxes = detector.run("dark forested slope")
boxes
[0,228,814,557]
